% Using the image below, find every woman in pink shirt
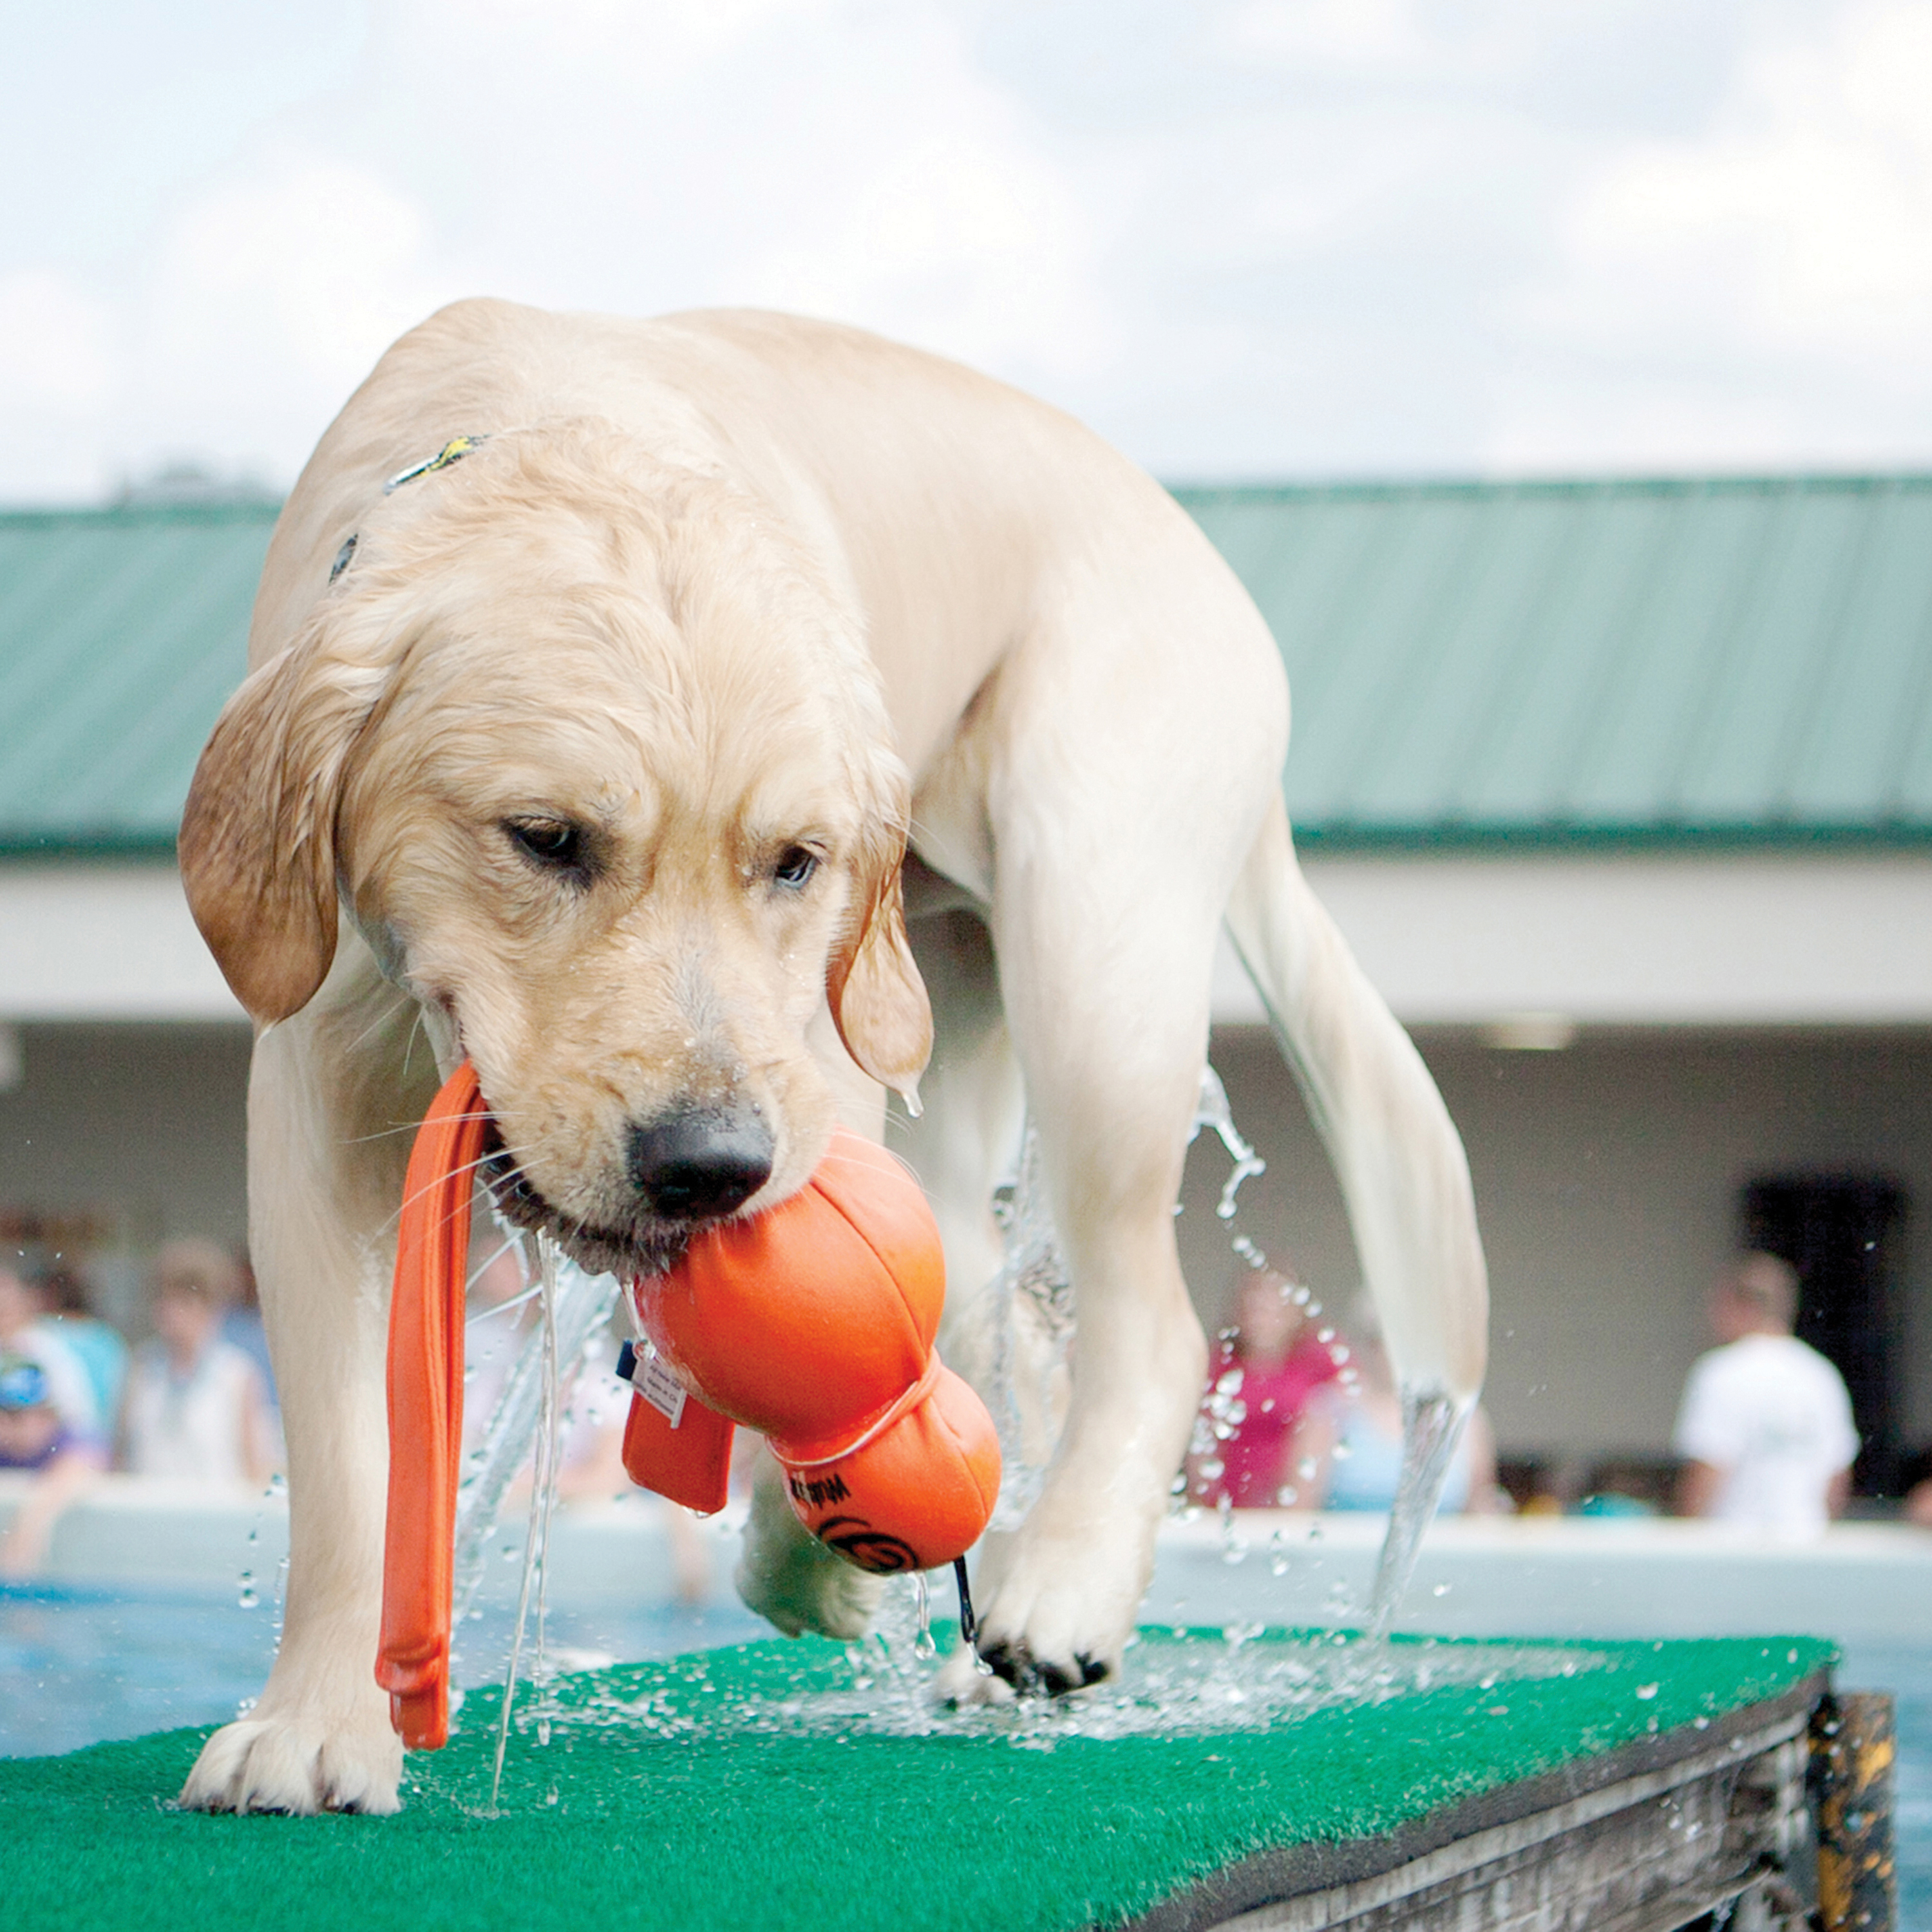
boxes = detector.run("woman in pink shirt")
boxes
[1189,1266,1341,1509]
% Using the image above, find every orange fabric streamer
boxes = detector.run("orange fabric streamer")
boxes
[377,1059,485,1750]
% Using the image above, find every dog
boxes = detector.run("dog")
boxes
[175,300,1486,1814]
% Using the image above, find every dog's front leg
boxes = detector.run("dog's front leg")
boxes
[182,959,430,1814]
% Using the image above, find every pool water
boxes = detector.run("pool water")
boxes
[5,1588,1926,1926]
[0,1584,765,1759]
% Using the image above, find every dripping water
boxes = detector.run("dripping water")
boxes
[984,1121,1074,1531]
[911,1570,936,1661]
[1364,1387,1469,1639]
[1191,1065,1266,1220]
[452,1229,620,1626]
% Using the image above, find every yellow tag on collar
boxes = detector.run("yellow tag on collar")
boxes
[384,435,485,495]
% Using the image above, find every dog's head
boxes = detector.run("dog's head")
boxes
[180,426,931,1274]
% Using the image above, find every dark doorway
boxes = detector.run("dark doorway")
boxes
[1739,1173,1906,1494]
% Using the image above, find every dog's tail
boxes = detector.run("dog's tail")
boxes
[1223,793,1487,1405]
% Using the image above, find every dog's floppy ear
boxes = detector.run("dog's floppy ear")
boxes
[827,792,933,1103]
[178,617,389,1023]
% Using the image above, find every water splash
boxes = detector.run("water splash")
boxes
[1363,1387,1470,1639]
[1189,1065,1266,1220]
[490,1236,570,1810]
[984,1121,1074,1530]
[451,1230,620,1624]
[536,1629,1604,1750]
[911,1571,936,1661]
[989,1065,1270,1530]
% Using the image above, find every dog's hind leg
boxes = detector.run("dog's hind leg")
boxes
[180,947,435,1815]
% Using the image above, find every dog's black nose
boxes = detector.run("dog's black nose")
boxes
[627,1110,774,1219]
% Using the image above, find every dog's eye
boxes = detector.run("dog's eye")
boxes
[773,845,820,889]
[504,818,588,874]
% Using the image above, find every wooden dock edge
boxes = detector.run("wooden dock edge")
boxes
[1125,1670,1842,1931]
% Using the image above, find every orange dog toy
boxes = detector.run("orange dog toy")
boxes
[621,1128,1001,1577]
[379,1062,1000,1751]
[378,1058,487,1750]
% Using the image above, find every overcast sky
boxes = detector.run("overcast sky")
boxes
[5,1,1931,501]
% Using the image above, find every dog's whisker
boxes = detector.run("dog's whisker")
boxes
[346,1109,500,1147]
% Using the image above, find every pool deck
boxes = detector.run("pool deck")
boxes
[8,1474,1931,1646]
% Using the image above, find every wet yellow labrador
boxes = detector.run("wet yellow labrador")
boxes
[178,301,1486,1814]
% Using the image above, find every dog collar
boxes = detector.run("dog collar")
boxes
[383,434,486,495]
[330,435,489,585]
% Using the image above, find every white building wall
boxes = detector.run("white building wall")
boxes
[5,858,1929,1469]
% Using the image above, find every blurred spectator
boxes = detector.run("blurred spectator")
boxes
[32,1261,129,1430]
[0,1263,100,1444]
[0,1263,108,1576]
[1672,1252,1857,1533]
[121,1240,275,1488]
[1287,1296,1500,1515]
[1189,1265,1342,1508]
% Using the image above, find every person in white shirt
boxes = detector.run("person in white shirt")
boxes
[1672,1252,1858,1533]
[121,1240,276,1489]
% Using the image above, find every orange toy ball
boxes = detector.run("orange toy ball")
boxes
[634,1130,947,1449]
[629,1127,1001,1575]
[779,1362,1001,1574]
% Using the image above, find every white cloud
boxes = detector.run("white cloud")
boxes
[112,155,462,486]
[0,269,115,411]
[1499,0,1932,466]
[9,1,1932,493]
[0,269,118,498]
[156,158,450,390]
[1222,0,1428,67]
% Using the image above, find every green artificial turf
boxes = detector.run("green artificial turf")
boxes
[5,1627,1832,1932]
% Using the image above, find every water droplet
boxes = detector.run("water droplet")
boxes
[912,1571,936,1660]
[238,1571,259,1609]
[1316,1327,1335,1345]
[537,1718,551,1747]
[1635,1682,1659,1700]
[1432,1582,1450,1597]
[1297,1457,1318,1481]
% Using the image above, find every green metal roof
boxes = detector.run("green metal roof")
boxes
[0,504,274,856]
[5,478,1932,858]
[1173,475,1932,849]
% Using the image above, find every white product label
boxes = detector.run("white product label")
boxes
[633,1346,688,1429]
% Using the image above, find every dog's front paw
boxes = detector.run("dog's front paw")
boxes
[180,1706,403,1815]
[949,1499,1151,1701]
[934,1633,1108,1705]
